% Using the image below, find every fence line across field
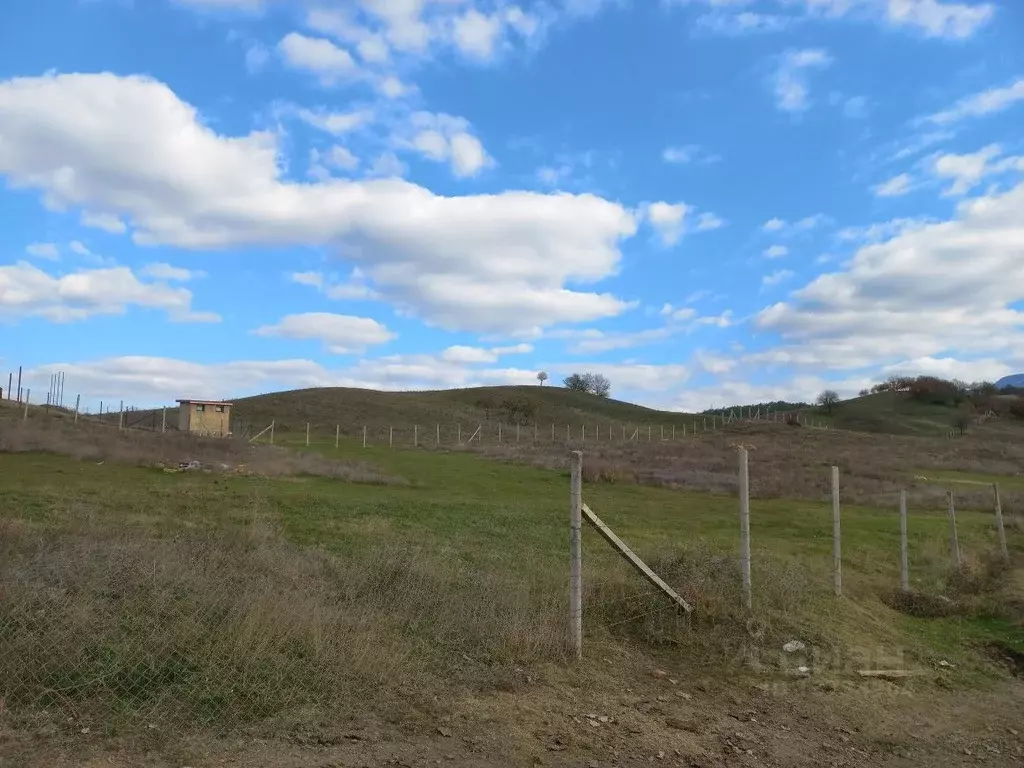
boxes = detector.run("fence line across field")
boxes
[569,448,1015,657]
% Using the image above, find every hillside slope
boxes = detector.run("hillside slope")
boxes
[228,385,701,434]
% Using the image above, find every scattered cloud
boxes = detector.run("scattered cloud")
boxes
[763,245,788,259]
[762,218,786,232]
[762,268,794,287]
[757,180,1024,372]
[696,212,725,231]
[885,0,994,40]
[874,173,913,197]
[297,107,375,134]
[254,312,396,353]
[0,261,218,323]
[925,77,1024,125]
[661,144,721,165]
[80,211,127,234]
[403,111,493,177]
[771,48,832,113]
[646,202,689,246]
[695,11,791,36]
[141,262,205,281]
[931,144,1024,196]
[26,242,59,260]
[278,32,360,84]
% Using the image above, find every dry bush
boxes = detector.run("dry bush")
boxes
[0,416,402,484]
[471,422,1024,510]
[0,516,566,730]
[583,541,825,672]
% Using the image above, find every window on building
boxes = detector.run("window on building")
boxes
[196,404,205,412]
[215,405,224,413]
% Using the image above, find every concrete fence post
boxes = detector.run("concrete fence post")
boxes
[305,422,310,447]
[336,424,340,448]
[947,491,962,567]
[831,466,842,598]
[23,389,30,421]
[75,395,81,425]
[161,406,166,433]
[899,490,910,592]
[993,483,1009,561]
[739,447,752,610]
[569,450,583,660]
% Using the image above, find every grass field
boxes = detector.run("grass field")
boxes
[2,404,1022,765]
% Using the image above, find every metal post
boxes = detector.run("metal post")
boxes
[831,466,842,598]
[899,490,910,592]
[739,448,752,610]
[947,491,961,567]
[993,483,1009,561]
[569,450,583,660]
[16,366,22,402]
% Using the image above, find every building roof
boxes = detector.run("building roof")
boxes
[175,399,234,406]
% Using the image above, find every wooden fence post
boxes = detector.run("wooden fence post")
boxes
[516,423,520,442]
[569,450,583,660]
[993,483,1009,560]
[739,447,752,610]
[118,401,124,432]
[647,425,652,442]
[75,395,81,425]
[389,426,394,448]
[582,424,586,441]
[362,425,367,448]
[566,424,570,442]
[498,423,502,443]
[947,491,962,567]
[306,422,310,447]
[899,490,910,592]
[414,424,418,447]
[832,466,842,598]
[458,423,462,444]
[161,406,166,433]
[270,420,275,445]
[336,424,340,448]
[437,423,440,445]
[23,389,30,421]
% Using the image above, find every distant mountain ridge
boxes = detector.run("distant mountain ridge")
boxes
[995,374,1024,389]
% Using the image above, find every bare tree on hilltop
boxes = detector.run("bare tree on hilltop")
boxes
[536,371,548,386]
[563,372,611,398]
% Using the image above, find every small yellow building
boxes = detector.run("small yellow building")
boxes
[175,399,232,437]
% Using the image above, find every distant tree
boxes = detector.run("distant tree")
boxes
[816,389,840,414]
[1009,400,1024,421]
[563,372,612,397]
[858,388,870,397]
[536,371,548,386]
[564,373,588,392]
[586,373,612,398]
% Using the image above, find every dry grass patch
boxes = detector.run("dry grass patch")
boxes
[0,415,402,484]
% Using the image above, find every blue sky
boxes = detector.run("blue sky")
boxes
[1,0,1023,411]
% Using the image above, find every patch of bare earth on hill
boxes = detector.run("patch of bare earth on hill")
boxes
[471,421,1024,510]
[5,676,1022,767]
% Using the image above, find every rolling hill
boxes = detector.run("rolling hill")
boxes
[69,382,1024,439]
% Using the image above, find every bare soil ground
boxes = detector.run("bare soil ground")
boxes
[5,673,1022,767]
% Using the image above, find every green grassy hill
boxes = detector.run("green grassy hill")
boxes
[228,385,702,434]
[68,382,1024,439]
